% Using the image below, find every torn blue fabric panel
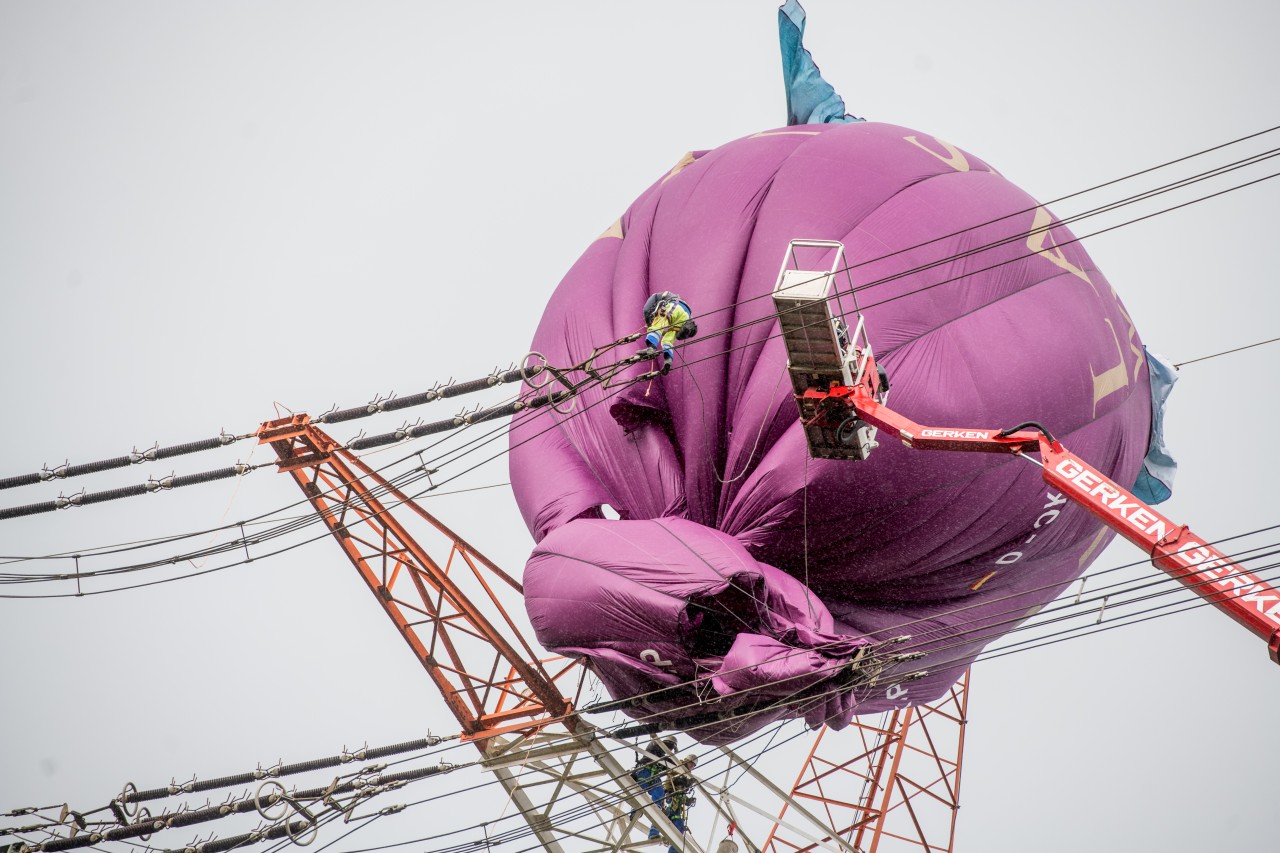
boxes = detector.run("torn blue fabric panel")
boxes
[779,0,863,126]
[1132,347,1178,504]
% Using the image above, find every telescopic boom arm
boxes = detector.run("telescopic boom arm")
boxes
[771,238,1280,665]
[820,379,1280,665]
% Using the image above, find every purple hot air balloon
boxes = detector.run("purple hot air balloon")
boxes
[509,5,1168,744]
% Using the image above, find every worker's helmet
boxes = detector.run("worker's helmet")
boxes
[662,736,677,752]
[643,292,672,326]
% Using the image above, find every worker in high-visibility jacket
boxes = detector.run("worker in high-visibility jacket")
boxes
[631,737,677,839]
[643,292,697,374]
[662,757,697,853]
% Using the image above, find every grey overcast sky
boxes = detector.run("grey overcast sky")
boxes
[2,2,1279,851]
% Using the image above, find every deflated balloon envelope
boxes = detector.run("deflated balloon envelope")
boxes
[509,120,1154,743]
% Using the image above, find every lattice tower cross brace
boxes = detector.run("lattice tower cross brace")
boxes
[258,414,698,852]
[762,670,970,853]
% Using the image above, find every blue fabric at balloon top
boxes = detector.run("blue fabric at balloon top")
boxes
[1132,347,1179,504]
[779,0,863,125]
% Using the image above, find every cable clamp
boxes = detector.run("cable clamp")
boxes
[218,429,238,446]
[457,403,482,425]
[145,475,174,493]
[368,390,395,414]
[378,804,405,816]
[55,490,85,510]
[129,443,158,464]
[233,462,252,477]
[41,462,69,481]
[347,428,367,447]
[317,404,340,424]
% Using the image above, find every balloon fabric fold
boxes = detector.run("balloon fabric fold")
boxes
[510,120,1153,744]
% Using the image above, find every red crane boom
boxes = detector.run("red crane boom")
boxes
[799,361,1280,665]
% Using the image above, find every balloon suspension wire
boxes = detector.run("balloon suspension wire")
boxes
[801,450,816,621]
[685,350,788,485]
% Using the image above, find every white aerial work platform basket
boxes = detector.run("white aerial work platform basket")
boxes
[771,240,885,460]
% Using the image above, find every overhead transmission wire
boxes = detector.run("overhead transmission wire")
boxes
[355,522,1274,853]
[1173,335,1280,368]
[3,123,1274,573]
[18,539,1274,853]
[360,129,1280,545]
[24,499,1198,850]
[98,379,1280,844]
[669,150,1280,374]
[0,273,1268,596]
[327,702,825,853]
[5,661,827,853]
[0,376,564,579]
[9,149,1273,591]
[0,328,619,574]
[12,179,1280,853]
[0,386,531,564]
[290,520,1280,784]
[0,319,665,592]
[353,537,1208,853]
[0,366,544,495]
[328,554,1280,853]
[0,404,548,593]
[5,119,1276,535]
[2,738,471,853]
[5,119,1274,835]
[0,380,572,523]
[0,375,592,592]
[227,532,1280,842]
[675,126,1280,339]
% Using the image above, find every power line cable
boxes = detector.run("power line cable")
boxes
[0,366,545,494]
[7,134,1269,571]
[168,551,1280,853]
[6,122,1275,514]
[30,555,1269,850]
[1174,335,1280,368]
[5,128,1274,850]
